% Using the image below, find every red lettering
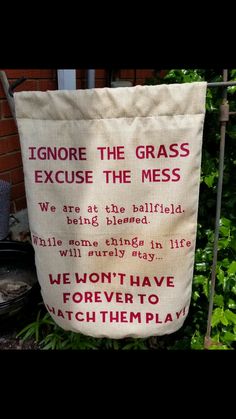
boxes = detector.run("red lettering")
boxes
[97,146,125,160]
[176,307,186,319]
[34,170,93,184]
[162,168,171,182]
[166,276,174,287]
[35,170,43,183]
[138,294,146,304]
[75,312,84,321]
[148,294,159,304]
[165,313,173,323]
[84,292,93,303]
[63,293,71,303]
[146,313,154,323]
[180,142,190,157]
[172,168,180,181]
[57,309,64,318]
[65,311,73,320]
[130,312,141,323]
[142,168,180,182]
[28,147,36,159]
[94,292,102,302]
[157,144,168,158]
[135,143,190,159]
[120,311,128,322]
[29,146,87,160]
[169,143,179,157]
[49,273,71,285]
[38,201,56,212]
[105,204,126,213]
[103,170,131,183]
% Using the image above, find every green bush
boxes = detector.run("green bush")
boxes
[18,70,236,349]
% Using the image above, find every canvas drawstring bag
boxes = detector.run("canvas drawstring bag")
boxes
[14,82,207,338]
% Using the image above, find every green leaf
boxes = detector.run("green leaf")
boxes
[213,294,224,307]
[122,343,137,350]
[194,275,207,284]
[228,299,236,309]
[191,333,204,350]
[113,340,120,350]
[211,308,228,327]
[223,331,236,342]
[232,286,236,295]
[219,226,230,237]
[218,238,230,249]
[217,268,225,284]
[16,322,37,339]
[204,175,215,188]
[230,239,236,252]
[230,69,236,78]
[220,217,231,227]
[208,344,231,350]
[225,309,236,324]
[221,258,230,268]
[227,86,236,94]
[195,262,208,272]
[211,308,222,327]
[203,281,209,298]
[193,290,200,301]
[221,315,229,326]
[228,261,236,274]
[211,332,220,343]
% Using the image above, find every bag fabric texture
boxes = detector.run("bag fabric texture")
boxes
[14,82,207,338]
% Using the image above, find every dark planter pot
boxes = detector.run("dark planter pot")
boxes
[0,240,39,319]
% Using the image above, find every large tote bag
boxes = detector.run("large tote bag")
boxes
[14,82,207,338]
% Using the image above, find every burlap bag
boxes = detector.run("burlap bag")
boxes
[14,82,206,338]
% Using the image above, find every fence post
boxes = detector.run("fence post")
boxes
[204,69,229,348]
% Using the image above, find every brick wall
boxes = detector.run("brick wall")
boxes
[0,69,58,212]
[0,69,156,212]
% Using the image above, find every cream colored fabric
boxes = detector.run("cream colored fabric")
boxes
[14,82,207,338]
